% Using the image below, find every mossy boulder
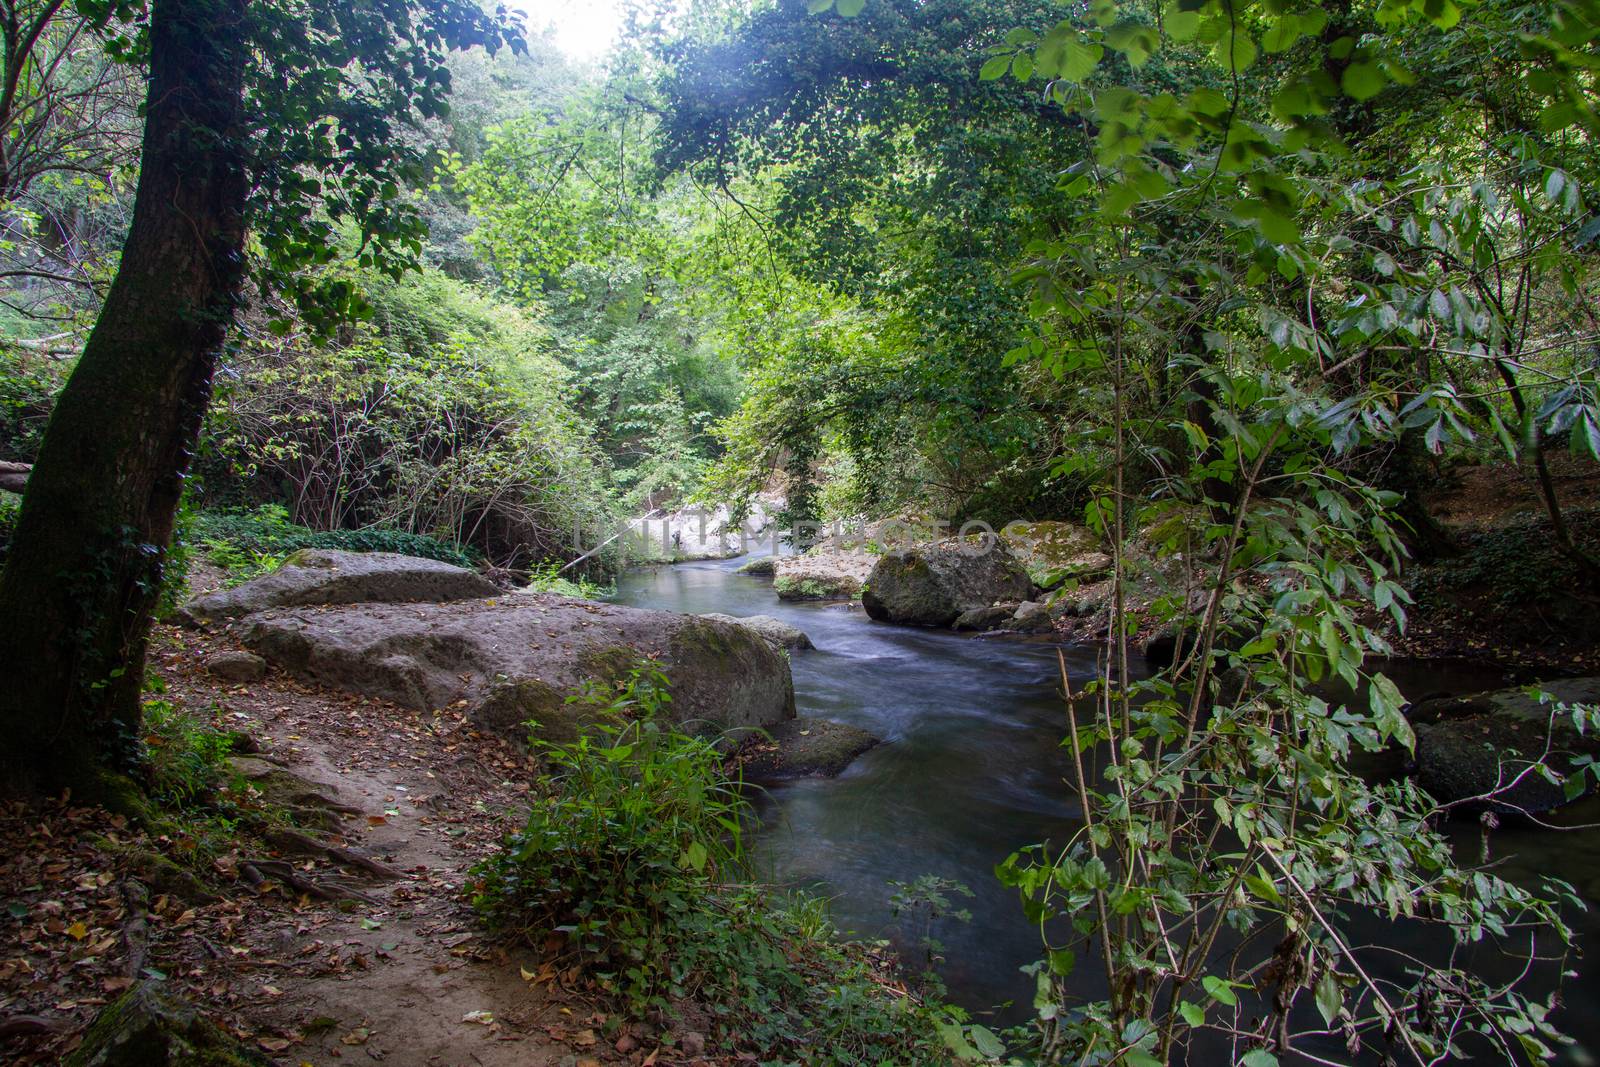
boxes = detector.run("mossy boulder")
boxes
[772,540,875,601]
[180,549,498,625]
[700,613,813,650]
[735,556,778,576]
[999,521,1111,589]
[862,539,1036,627]
[1411,677,1600,814]
[64,982,265,1067]
[739,718,879,779]
[237,595,795,742]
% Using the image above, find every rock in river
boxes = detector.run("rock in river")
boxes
[180,549,498,625]
[862,539,1036,627]
[700,612,814,650]
[738,717,879,779]
[773,538,876,601]
[1411,676,1600,814]
[236,594,795,742]
[999,520,1111,589]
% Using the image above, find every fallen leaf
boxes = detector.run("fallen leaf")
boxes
[462,1010,494,1025]
[65,921,88,940]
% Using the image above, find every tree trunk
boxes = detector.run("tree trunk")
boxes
[0,0,248,798]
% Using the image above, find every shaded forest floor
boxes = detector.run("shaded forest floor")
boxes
[0,606,719,1066]
[1390,454,1600,674]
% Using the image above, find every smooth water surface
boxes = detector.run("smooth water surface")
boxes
[613,555,1600,1057]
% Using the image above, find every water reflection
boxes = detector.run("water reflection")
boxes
[612,556,1600,1059]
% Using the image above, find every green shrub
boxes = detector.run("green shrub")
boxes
[0,492,18,564]
[470,662,979,1063]
[194,504,480,571]
[521,561,611,599]
[472,664,746,1006]
[140,696,235,808]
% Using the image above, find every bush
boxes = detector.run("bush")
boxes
[194,505,480,572]
[472,664,746,1007]
[0,492,18,565]
[141,696,235,809]
[521,561,611,599]
[470,663,981,1063]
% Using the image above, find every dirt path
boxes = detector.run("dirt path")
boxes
[1,617,674,1066]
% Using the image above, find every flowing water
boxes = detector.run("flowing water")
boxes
[612,555,1600,1061]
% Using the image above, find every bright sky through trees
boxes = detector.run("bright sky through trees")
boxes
[512,0,624,59]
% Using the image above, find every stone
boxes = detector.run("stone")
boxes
[861,538,1036,627]
[739,718,879,780]
[204,650,266,682]
[180,549,498,625]
[64,981,266,1066]
[699,613,814,650]
[1411,677,1600,814]
[236,595,795,743]
[1006,600,1055,634]
[999,520,1112,589]
[773,540,876,601]
[952,604,1017,632]
[735,556,778,576]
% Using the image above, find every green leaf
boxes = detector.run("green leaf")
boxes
[1107,23,1159,68]
[681,840,709,872]
[1165,7,1202,40]
[1240,1052,1279,1067]
[835,0,866,15]
[969,1025,1005,1058]
[1341,61,1385,101]
[1573,410,1600,461]
[1262,14,1303,53]
[1546,169,1568,203]
[1178,1001,1205,1027]
[1202,975,1238,1006]
[1215,30,1258,71]
[1062,37,1104,81]
[980,55,1012,81]
[1315,971,1343,1025]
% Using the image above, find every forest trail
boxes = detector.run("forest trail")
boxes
[152,615,673,1066]
[1,600,698,1066]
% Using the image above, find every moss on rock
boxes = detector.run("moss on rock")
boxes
[64,982,266,1067]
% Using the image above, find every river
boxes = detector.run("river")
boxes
[613,554,1600,1062]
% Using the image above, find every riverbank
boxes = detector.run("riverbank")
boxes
[0,604,967,1066]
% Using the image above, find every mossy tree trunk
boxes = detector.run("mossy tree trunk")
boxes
[0,0,249,797]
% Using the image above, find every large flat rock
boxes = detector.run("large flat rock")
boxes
[180,549,499,624]
[773,537,876,600]
[236,595,795,741]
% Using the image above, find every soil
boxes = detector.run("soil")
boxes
[1391,454,1600,673]
[1045,455,1600,675]
[0,574,713,1066]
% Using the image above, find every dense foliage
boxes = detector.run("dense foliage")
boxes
[471,663,983,1063]
[3,0,1599,1060]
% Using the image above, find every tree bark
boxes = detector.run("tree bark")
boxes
[0,0,248,797]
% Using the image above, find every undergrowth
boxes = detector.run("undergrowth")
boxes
[522,560,612,599]
[194,504,480,578]
[471,662,983,1064]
